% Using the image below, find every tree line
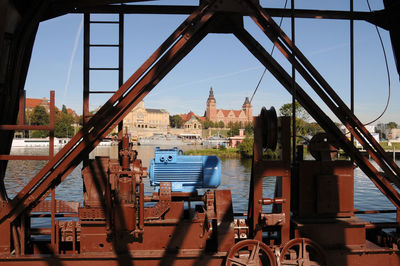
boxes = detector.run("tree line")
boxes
[26,105,80,138]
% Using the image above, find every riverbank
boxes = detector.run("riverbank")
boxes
[184,147,241,158]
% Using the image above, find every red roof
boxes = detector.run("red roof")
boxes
[180,111,205,122]
[218,109,232,117]
[217,109,245,118]
[67,108,77,117]
[25,98,43,108]
[233,110,241,117]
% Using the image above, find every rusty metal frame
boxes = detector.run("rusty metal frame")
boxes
[248,116,291,244]
[0,90,55,161]
[239,1,400,209]
[0,0,399,263]
[0,0,216,225]
[42,4,382,25]
[1,0,399,233]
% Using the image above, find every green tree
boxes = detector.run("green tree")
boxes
[304,122,323,136]
[31,106,49,125]
[55,110,74,138]
[202,119,213,129]
[238,136,253,158]
[218,120,225,129]
[227,121,240,137]
[244,122,254,136]
[387,122,398,129]
[279,101,310,121]
[279,102,313,144]
[169,115,184,128]
[31,106,49,138]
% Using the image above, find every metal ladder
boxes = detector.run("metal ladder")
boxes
[83,11,124,156]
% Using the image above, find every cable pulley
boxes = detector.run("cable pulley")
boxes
[259,106,278,150]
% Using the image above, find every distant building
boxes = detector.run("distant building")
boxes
[25,97,78,119]
[26,97,50,113]
[178,111,204,135]
[180,111,204,130]
[388,128,400,140]
[124,100,169,130]
[229,128,246,148]
[205,87,252,126]
[66,108,78,118]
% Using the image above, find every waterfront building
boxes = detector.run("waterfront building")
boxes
[178,111,204,136]
[180,111,204,130]
[124,100,169,136]
[205,87,252,126]
[229,128,246,148]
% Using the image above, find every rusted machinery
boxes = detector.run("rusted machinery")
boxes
[1,106,400,265]
[1,0,400,265]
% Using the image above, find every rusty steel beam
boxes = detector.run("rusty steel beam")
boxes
[0,1,215,224]
[18,90,25,125]
[45,5,376,22]
[233,24,400,210]
[0,125,52,131]
[0,156,50,161]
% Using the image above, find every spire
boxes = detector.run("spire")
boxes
[207,87,215,102]
[209,87,215,98]
[243,97,250,106]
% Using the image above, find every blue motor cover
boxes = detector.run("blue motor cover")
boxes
[149,147,221,192]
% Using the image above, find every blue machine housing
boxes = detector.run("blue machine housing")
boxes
[149,147,221,192]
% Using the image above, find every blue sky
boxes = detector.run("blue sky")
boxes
[24,0,400,124]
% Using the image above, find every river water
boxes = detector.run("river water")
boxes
[4,145,398,224]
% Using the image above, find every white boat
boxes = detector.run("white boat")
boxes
[202,137,228,148]
[98,138,115,146]
[138,135,186,146]
[11,138,70,147]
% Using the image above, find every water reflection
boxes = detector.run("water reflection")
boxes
[4,146,399,223]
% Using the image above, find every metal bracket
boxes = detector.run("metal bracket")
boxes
[145,182,171,220]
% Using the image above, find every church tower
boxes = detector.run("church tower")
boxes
[242,97,252,124]
[206,87,217,122]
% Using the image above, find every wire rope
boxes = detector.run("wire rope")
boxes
[363,0,391,125]
[249,0,288,104]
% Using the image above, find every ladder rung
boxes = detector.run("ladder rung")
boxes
[0,125,52,131]
[89,91,117,94]
[89,21,119,24]
[89,67,119,71]
[89,44,120,47]
[0,155,50,161]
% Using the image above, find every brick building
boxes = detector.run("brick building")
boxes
[205,87,252,126]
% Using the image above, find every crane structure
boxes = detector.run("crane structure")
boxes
[0,0,400,265]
